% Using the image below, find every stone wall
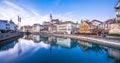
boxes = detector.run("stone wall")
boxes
[0,32,21,41]
[109,23,120,34]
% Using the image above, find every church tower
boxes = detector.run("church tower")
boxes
[18,16,21,31]
[50,14,53,21]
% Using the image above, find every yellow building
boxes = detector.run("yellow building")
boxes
[77,21,98,34]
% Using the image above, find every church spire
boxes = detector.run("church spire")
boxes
[50,14,52,21]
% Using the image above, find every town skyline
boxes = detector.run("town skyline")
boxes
[0,0,119,26]
[0,1,120,63]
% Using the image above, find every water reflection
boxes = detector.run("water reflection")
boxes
[0,41,17,51]
[78,40,93,51]
[32,35,40,42]
[56,38,77,48]
[48,36,57,43]
[23,34,51,44]
[0,34,119,63]
[78,40,120,63]
[0,37,50,63]
[78,40,104,53]
[107,48,120,63]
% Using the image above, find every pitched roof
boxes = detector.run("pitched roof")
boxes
[105,19,115,24]
[0,20,8,23]
[116,0,120,9]
[92,20,102,23]
[84,21,92,25]
[58,21,76,24]
[0,20,15,24]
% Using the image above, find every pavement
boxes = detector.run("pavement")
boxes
[41,33,120,48]
[73,34,120,41]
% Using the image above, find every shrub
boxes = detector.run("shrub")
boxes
[108,33,120,36]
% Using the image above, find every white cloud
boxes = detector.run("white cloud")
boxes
[52,12,80,22]
[0,0,47,26]
[0,38,50,63]
[0,0,80,26]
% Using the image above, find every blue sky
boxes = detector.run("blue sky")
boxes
[0,0,119,25]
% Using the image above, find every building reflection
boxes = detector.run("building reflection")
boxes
[23,34,51,43]
[18,39,22,56]
[32,34,40,42]
[78,40,120,62]
[107,48,120,63]
[56,37,77,48]
[40,36,49,44]
[48,36,57,43]
[0,38,50,61]
[0,41,17,51]
[48,36,58,52]
[78,40,92,51]
[0,34,120,63]
[0,37,19,52]
[48,36,57,46]
[78,40,104,53]
[0,39,23,56]
[23,34,33,40]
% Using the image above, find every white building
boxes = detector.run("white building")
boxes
[57,21,77,34]
[116,0,120,23]
[98,19,115,30]
[109,1,120,35]
[21,25,32,32]
[32,24,44,33]
[0,20,17,33]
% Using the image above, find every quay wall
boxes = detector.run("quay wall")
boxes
[39,33,120,49]
[0,32,22,41]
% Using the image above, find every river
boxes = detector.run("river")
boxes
[0,34,119,63]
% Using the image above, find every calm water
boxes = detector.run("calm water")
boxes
[0,34,120,63]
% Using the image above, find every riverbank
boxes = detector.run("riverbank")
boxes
[39,33,120,49]
[0,32,23,41]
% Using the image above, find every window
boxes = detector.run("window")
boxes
[6,24,10,26]
[6,27,10,29]
[68,28,71,31]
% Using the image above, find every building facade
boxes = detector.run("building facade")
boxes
[77,20,98,34]
[42,21,51,32]
[109,1,120,35]
[48,14,61,33]
[32,24,44,33]
[21,25,32,33]
[0,20,17,33]
[48,24,57,33]
[98,19,115,34]
[116,0,120,23]
[57,21,77,34]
